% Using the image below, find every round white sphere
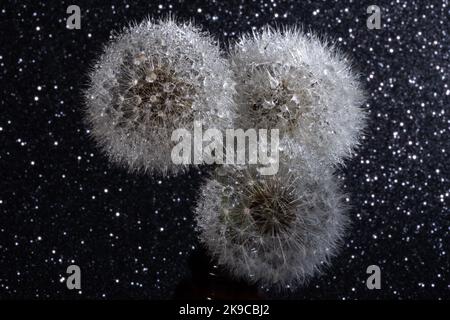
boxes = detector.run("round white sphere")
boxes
[195,165,349,288]
[84,18,234,176]
[229,27,367,168]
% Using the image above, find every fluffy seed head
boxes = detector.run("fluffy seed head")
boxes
[229,27,367,167]
[84,17,234,175]
[195,165,349,289]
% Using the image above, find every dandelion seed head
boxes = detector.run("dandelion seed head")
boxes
[84,17,234,175]
[229,27,367,167]
[195,165,349,288]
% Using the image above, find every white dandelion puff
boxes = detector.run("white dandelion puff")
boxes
[195,164,349,289]
[84,17,234,176]
[229,26,367,168]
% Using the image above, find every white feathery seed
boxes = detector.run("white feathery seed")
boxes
[195,164,349,289]
[229,27,367,168]
[84,17,234,176]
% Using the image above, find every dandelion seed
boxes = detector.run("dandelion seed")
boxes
[84,17,234,176]
[229,27,367,168]
[195,165,349,288]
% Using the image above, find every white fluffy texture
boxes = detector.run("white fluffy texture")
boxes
[85,18,234,175]
[230,27,367,167]
[195,165,348,289]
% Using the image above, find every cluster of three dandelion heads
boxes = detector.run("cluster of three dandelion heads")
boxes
[85,18,366,288]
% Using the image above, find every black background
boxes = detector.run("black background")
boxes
[0,0,448,299]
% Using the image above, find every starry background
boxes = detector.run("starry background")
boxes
[0,0,448,300]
